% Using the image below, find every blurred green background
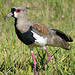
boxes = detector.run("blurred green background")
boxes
[0,0,75,75]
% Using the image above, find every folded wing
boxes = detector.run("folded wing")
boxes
[51,29,73,42]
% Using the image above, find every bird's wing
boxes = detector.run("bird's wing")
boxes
[51,29,73,42]
[29,23,73,42]
[31,24,48,36]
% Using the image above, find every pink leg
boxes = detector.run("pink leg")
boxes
[36,49,51,74]
[31,51,37,74]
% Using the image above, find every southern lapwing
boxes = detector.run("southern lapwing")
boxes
[4,6,73,75]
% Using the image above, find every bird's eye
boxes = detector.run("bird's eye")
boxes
[16,9,21,13]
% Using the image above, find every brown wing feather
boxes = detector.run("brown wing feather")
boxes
[33,24,48,35]
[52,29,73,42]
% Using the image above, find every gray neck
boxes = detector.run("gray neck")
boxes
[14,16,30,33]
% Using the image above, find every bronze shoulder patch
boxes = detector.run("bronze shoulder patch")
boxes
[33,24,47,35]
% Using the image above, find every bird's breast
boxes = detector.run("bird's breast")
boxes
[15,28,36,45]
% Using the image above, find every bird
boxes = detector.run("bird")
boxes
[4,6,73,75]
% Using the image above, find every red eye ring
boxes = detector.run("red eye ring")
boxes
[16,9,21,13]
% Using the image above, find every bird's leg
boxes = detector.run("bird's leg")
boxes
[36,49,51,74]
[31,51,37,74]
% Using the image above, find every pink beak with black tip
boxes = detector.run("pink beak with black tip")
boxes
[4,12,13,19]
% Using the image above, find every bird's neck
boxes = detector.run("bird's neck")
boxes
[14,18,17,26]
[14,17,30,33]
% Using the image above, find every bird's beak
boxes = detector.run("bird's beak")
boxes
[4,12,13,19]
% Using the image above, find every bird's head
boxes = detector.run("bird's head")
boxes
[4,6,29,19]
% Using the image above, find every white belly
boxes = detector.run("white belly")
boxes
[31,31,47,47]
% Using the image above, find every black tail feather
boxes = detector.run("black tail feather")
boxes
[52,29,73,42]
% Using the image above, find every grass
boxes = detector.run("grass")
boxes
[0,0,75,75]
